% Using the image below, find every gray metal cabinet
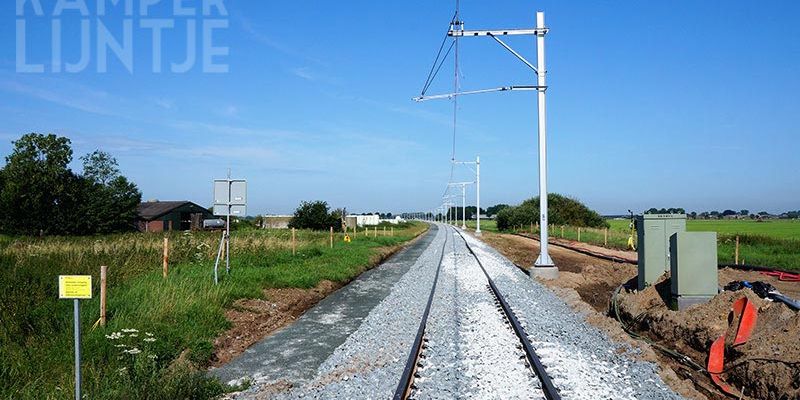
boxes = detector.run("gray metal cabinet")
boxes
[636,214,686,290]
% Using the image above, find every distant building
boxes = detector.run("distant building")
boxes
[344,214,380,228]
[380,216,407,225]
[136,201,213,232]
[262,215,293,229]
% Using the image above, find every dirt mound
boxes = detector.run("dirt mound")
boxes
[617,282,800,400]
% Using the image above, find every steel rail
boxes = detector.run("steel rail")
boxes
[393,224,450,400]
[454,229,562,400]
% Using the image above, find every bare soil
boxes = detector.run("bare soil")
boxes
[211,280,343,367]
[476,231,800,400]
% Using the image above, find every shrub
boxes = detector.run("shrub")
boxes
[496,194,607,231]
[288,201,342,231]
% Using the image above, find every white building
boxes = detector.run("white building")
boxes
[345,214,380,228]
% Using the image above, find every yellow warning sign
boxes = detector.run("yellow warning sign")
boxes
[59,276,92,299]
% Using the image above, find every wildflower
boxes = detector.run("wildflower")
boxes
[145,332,154,337]
[105,332,123,340]
[121,328,139,333]
[114,344,127,348]
[128,334,138,338]
[147,354,157,360]
[143,338,156,342]
[125,348,141,355]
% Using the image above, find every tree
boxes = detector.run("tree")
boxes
[486,204,509,217]
[81,150,120,185]
[740,209,749,216]
[0,133,73,234]
[0,134,141,235]
[288,200,342,231]
[496,194,607,231]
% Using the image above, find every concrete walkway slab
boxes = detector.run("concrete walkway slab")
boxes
[209,224,438,386]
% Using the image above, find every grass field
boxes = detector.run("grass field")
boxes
[464,218,799,270]
[0,223,427,399]
[465,219,498,233]
[607,218,800,239]
[607,219,799,269]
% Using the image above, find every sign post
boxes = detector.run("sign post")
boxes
[59,275,92,400]
[213,173,247,283]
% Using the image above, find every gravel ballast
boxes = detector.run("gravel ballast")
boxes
[412,227,543,399]
[233,223,684,399]
[460,230,683,400]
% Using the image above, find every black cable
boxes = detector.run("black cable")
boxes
[423,41,455,96]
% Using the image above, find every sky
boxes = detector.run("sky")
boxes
[1,0,799,216]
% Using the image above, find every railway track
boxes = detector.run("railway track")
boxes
[393,224,561,400]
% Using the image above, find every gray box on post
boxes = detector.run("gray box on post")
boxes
[670,232,718,310]
[636,214,686,290]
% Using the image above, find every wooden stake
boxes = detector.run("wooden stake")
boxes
[391,227,394,236]
[604,228,608,247]
[735,235,740,264]
[561,225,564,238]
[330,226,333,248]
[577,227,582,242]
[292,228,296,256]
[531,222,534,234]
[100,265,107,327]
[383,226,386,236]
[162,237,169,278]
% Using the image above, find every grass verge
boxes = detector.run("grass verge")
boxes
[0,222,427,399]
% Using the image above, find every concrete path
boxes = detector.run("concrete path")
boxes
[210,224,439,386]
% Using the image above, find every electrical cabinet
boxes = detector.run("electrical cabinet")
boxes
[670,232,718,310]
[636,214,686,290]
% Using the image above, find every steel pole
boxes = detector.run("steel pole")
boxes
[533,11,556,275]
[476,156,481,234]
[461,185,466,229]
[73,299,81,400]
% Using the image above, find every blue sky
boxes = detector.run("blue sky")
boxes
[2,1,799,215]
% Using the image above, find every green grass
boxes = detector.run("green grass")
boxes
[607,218,800,239]
[464,219,498,233]
[0,223,427,399]
[607,218,800,270]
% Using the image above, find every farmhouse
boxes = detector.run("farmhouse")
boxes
[136,201,213,232]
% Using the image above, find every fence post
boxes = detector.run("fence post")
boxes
[604,228,608,247]
[531,222,534,234]
[391,227,394,237]
[383,226,386,236]
[577,227,582,242]
[735,235,740,264]
[100,265,107,327]
[292,228,296,256]
[374,227,377,238]
[330,226,333,249]
[561,225,564,238]
[162,237,169,278]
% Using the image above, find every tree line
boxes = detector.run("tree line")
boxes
[645,207,797,219]
[0,133,141,235]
